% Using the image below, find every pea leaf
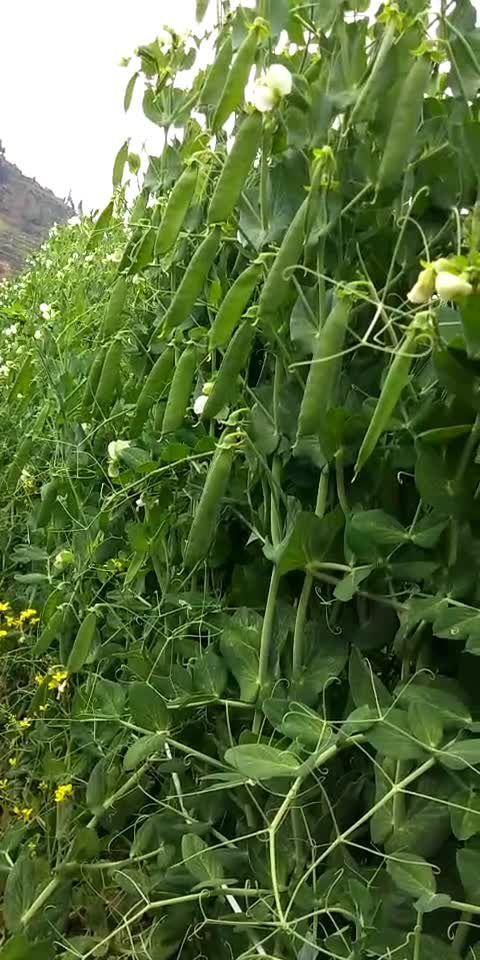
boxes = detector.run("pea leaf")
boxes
[224,744,301,780]
[387,852,436,899]
[457,847,480,903]
[192,646,227,698]
[440,739,480,770]
[181,834,224,884]
[128,682,169,732]
[220,609,261,703]
[264,508,344,575]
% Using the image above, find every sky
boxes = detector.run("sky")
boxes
[0,0,219,213]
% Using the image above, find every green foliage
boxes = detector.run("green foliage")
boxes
[1,1,480,957]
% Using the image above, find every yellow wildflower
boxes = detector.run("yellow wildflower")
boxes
[38,704,47,713]
[0,779,8,789]
[47,669,69,691]
[19,608,38,622]
[13,805,34,822]
[18,718,32,731]
[0,601,10,613]
[54,783,73,803]
[35,673,45,686]
[0,629,8,638]
[8,757,18,768]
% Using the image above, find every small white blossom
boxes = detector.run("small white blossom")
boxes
[40,303,54,320]
[34,329,42,340]
[247,63,293,113]
[4,324,17,337]
[108,439,131,462]
[157,28,173,52]
[435,271,473,302]
[67,215,82,227]
[0,364,9,376]
[194,395,208,416]
[136,496,145,510]
[105,250,122,263]
[407,267,435,305]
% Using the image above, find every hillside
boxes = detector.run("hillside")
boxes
[0,142,72,277]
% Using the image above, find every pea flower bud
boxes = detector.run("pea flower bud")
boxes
[407,267,435,305]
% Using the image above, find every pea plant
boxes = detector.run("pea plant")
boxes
[2,0,480,957]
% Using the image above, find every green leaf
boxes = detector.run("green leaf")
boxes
[4,854,50,932]
[0,935,53,959]
[220,609,261,702]
[395,679,471,728]
[387,851,436,899]
[457,846,480,903]
[440,739,480,770]
[348,647,392,713]
[450,788,480,840]
[346,509,406,558]
[129,682,169,732]
[86,759,121,815]
[461,294,480,359]
[265,508,344,575]
[112,139,129,188]
[408,702,443,749]
[181,833,224,884]
[124,71,139,112]
[365,709,426,760]
[225,744,301,780]
[124,733,165,771]
[291,630,348,703]
[334,565,375,601]
[192,646,227,698]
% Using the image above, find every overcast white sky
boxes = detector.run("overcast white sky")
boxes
[0,1,217,212]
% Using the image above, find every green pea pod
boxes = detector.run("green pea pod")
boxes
[377,56,430,191]
[83,345,107,414]
[101,277,128,339]
[156,227,221,338]
[202,321,254,420]
[66,611,97,674]
[131,346,175,434]
[36,478,59,529]
[349,22,396,126]
[294,298,350,463]
[93,339,123,417]
[209,261,262,350]
[184,444,234,568]
[5,437,33,491]
[213,28,258,130]
[8,355,35,404]
[208,113,263,225]
[354,327,419,476]
[200,34,233,108]
[33,604,73,657]
[155,165,198,256]
[258,199,307,327]
[162,345,199,434]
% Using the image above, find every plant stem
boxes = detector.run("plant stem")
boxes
[253,565,282,733]
[292,466,329,676]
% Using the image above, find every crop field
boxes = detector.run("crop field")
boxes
[1,1,480,957]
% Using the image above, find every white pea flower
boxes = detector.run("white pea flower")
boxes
[4,324,17,337]
[67,215,82,227]
[105,250,122,263]
[136,496,145,510]
[0,364,9,376]
[157,28,173,52]
[435,271,473,302]
[194,395,208,416]
[407,267,435,305]
[34,329,42,340]
[108,439,131,478]
[108,439,131,462]
[40,303,54,320]
[247,63,293,113]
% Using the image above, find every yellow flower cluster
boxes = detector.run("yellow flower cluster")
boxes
[54,783,73,804]
[0,605,39,636]
[35,668,69,693]
[13,805,34,823]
